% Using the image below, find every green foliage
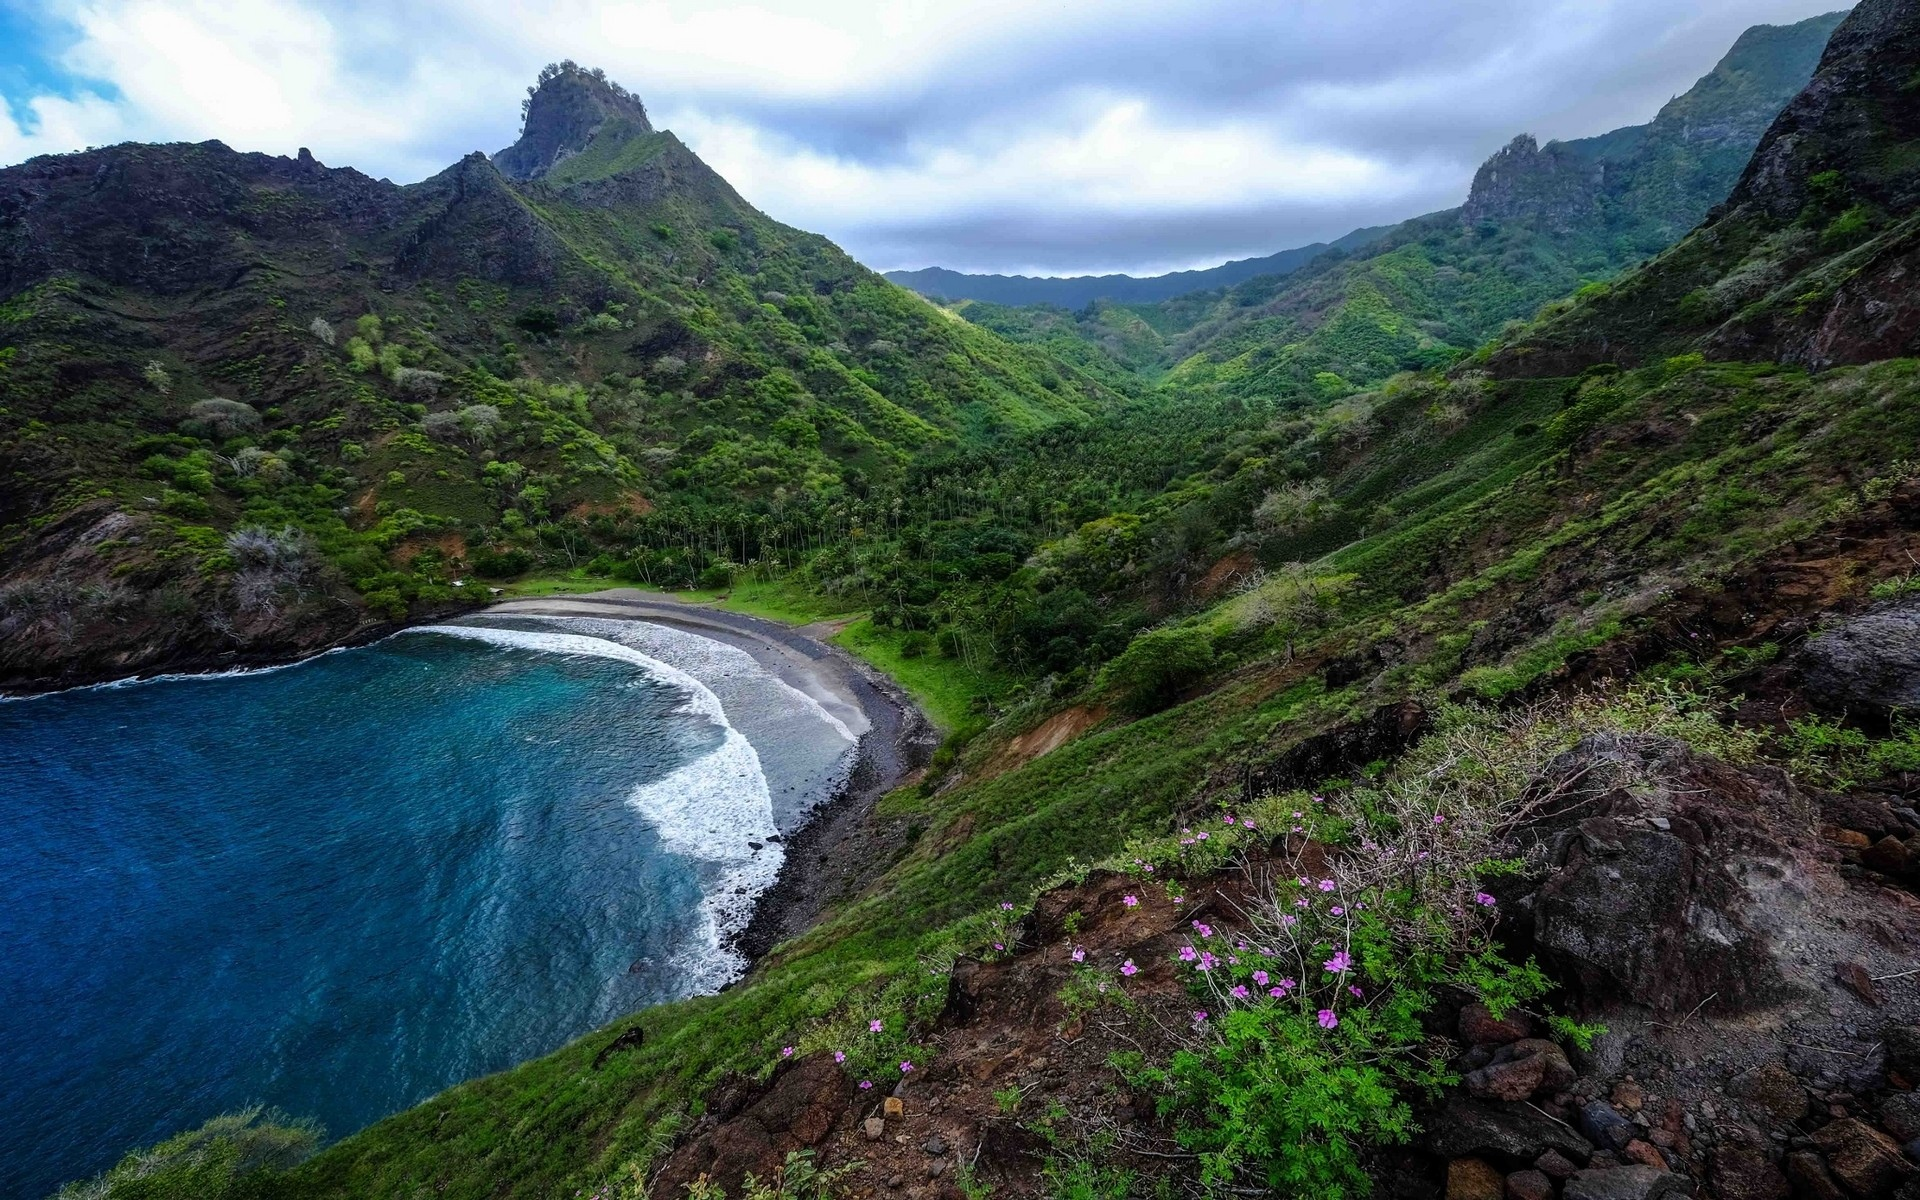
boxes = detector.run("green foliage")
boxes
[1104,626,1215,714]
[54,1107,319,1200]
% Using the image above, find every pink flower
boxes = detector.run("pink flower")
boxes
[869,1020,883,1033]
[1281,914,1298,926]
[1121,959,1138,976]
[1269,986,1286,998]
[1317,1009,1339,1030]
[1243,818,1256,828]
[1253,970,1269,986]
[1475,892,1496,907]
[834,1051,846,1063]
[1196,831,1210,841]
[1349,985,1364,998]
[782,1046,794,1057]
[1317,879,1336,892]
[1311,795,1324,803]
[1071,947,1086,962]
[993,943,1004,951]
[1278,977,1296,990]
[1224,816,1236,825]
[1433,814,1446,825]
[1000,902,1014,911]
[1143,864,1154,873]
[1330,906,1345,916]
[1230,985,1250,999]
[1297,877,1309,887]
[1294,898,1308,909]
[1192,1010,1209,1023]
[1171,895,1185,903]
[1324,950,1352,974]
[1199,951,1217,970]
[1192,921,1212,937]
[900,1061,914,1073]
[1123,895,1139,907]
[1179,946,1198,962]
[859,1080,873,1090]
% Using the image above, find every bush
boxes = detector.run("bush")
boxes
[471,547,535,578]
[515,306,561,336]
[1105,626,1214,714]
[183,398,262,441]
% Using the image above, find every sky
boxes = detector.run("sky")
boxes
[0,0,1852,277]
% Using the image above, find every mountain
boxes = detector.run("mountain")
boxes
[0,63,1111,689]
[1495,0,1920,372]
[883,223,1394,307]
[962,10,1848,407]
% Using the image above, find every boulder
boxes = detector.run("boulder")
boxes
[1812,1117,1916,1197]
[1428,1098,1595,1164]
[1536,1150,1580,1179]
[1882,1093,1920,1143]
[1518,735,1813,1014]
[1888,1026,1920,1079]
[1714,1126,1790,1200]
[1506,1168,1554,1200]
[1562,1165,1691,1200]
[1728,1062,1808,1124]
[1795,606,1920,717]
[1581,1100,1641,1154]
[1461,1002,1534,1046]
[1467,1040,1578,1102]
[1448,1157,1507,1200]
[1786,1150,1850,1200]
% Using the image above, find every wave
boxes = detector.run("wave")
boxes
[0,645,356,704]
[408,624,781,989]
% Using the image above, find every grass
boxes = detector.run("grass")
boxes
[830,617,1012,734]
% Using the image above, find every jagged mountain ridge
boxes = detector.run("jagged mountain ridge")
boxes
[0,64,1110,688]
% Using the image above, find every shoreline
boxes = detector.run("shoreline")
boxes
[482,589,940,962]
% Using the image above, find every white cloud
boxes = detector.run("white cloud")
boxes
[0,0,1857,273]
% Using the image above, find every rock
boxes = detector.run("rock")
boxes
[1581,1101,1642,1154]
[1811,1117,1916,1197]
[921,1135,949,1156]
[1882,1093,1920,1143]
[1795,606,1920,718]
[884,1097,906,1118]
[1462,1002,1535,1046]
[1837,962,1886,1006]
[1537,1150,1580,1179]
[1624,1139,1668,1169]
[1785,1150,1849,1200]
[1575,1031,1634,1080]
[1562,1165,1690,1200]
[1427,1098,1596,1164]
[864,1118,886,1141]
[1713,1127,1788,1200]
[1614,1080,1645,1111]
[1865,836,1912,875]
[1888,1027,1920,1078]
[1520,735,1811,1014]
[1449,1157,1506,1200]
[1506,1168,1554,1200]
[1729,1062,1808,1124]
[1469,1041,1575,1102]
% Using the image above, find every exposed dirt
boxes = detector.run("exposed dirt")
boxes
[973,704,1110,783]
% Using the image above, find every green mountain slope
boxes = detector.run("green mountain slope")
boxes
[0,64,1110,689]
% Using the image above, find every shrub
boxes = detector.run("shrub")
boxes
[308,316,336,345]
[53,1106,320,1200]
[515,306,561,336]
[1105,626,1214,714]
[471,547,535,579]
[183,398,262,441]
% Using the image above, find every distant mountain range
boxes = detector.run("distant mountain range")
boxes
[883,224,1395,309]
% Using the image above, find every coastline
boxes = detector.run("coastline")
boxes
[482,589,940,962]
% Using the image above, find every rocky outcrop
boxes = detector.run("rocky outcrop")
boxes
[1462,136,1604,235]
[493,64,653,182]
[1795,602,1920,718]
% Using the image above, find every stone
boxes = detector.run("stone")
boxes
[1812,1117,1916,1197]
[1506,1168,1554,1200]
[1614,1080,1645,1111]
[1785,1150,1848,1200]
[1728,1062,1808,1124]
[1462,1002,1535,1046]
[1562,1165,1690,1200]
[884,1097,906,1118]
[1448,1157,1506,1200]
[1427,1098,1595,1163]
[1888,1026,1920,1079]
[1837,962,1886,1006]
[1469,1040,1579,1102]
[1537,1150,1580,1179]
[1865,836,1912,874]
[1795,606,1920,718]
[921,1135,949,1156]
[1881,1093,1920,1143]
[1581,1101,1641,1154]
[863,1118,886,1141]
[1713,1127,1789,1200]
[1623,1139,1667,1169]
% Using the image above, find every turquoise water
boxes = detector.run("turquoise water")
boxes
[0,618,854,1198]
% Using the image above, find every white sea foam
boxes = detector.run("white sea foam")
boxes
[409,623,784,989]
[0,644,355,703]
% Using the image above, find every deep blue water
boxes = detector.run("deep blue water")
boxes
[0,620,850,1199]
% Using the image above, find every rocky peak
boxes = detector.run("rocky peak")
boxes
[493,62,652,183]
[1461,134,1602,233]
[1722,0,1920,221]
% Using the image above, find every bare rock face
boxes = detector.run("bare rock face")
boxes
[1515,734,1817,1014]
[494,63,653,182]
[1462,135,1603,235]
[1796,604,1920,718]
[1465,1040,1576,1102]
[1810,1118,1916,1198]
[650,1055,855,1197]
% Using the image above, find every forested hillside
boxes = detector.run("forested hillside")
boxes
[33,3,1920,1200]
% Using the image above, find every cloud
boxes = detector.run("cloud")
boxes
[0,0,1853,275]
